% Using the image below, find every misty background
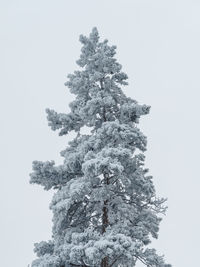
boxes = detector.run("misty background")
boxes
[1,0,200,266]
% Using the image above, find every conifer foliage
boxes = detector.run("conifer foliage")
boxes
[30,28,171,267]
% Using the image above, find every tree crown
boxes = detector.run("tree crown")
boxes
[30,28,171,267]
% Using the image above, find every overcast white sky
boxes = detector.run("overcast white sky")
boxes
[1,1,200,266]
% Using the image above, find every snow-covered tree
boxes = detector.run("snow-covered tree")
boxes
[30,28,171,267]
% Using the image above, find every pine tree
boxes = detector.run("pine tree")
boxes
[30,28,171,267]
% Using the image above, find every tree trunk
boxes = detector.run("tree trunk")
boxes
[101,173,109,267]
[101,200,109,267]
[100,79,109,267]
[102,199,108,233]
[101,256,109,267]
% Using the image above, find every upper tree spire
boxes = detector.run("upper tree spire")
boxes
[30,28,171,267]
